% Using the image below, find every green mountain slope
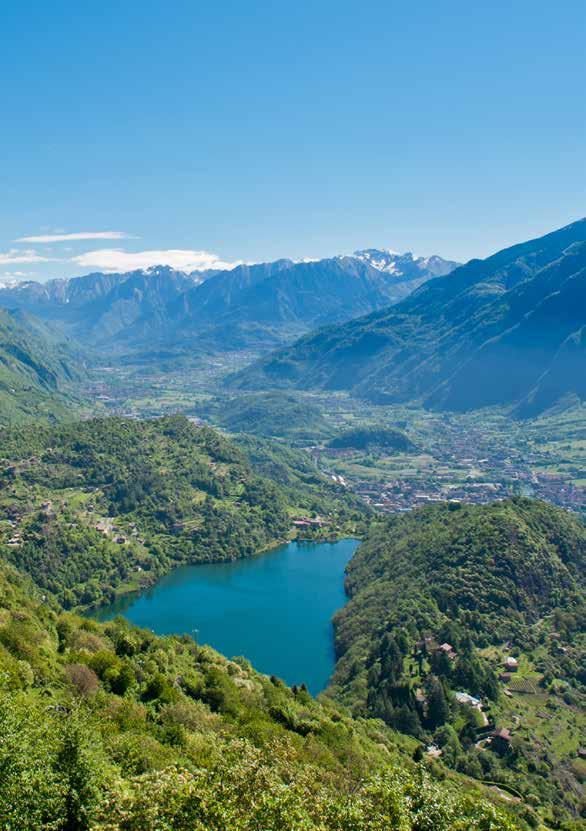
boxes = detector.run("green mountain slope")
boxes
[198,391,332,440]
[0,416,362,609]
[328,499,586,821]
[0,307,85,424]
[230,219,586,415]
[0,556,522,831]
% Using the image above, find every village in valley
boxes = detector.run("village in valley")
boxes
[309,402,586,517]
[315,441,586,515]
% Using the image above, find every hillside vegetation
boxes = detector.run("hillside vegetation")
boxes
[0,416,362,610]
[0,420,582,827]
[0,307,84,424]
[231,219,586,416]
[329,499,586,822]
[328,425,416,452]
[199,391,332,440]
[0,554,526,831]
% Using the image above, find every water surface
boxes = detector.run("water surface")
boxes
[94,538,358,693]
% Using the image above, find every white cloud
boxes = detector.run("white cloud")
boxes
[70,248,240,273]
[0,248,55,265]
[15,230,134,243]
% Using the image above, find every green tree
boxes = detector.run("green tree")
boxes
[426,676,450,729]
[55,709,108,831]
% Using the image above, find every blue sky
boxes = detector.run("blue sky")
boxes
[1,0,584,280]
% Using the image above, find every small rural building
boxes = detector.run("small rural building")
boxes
[415,637,438,654]
[455,691,481,708]
[491,728,512,753]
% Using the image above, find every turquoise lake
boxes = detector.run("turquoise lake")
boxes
[93,538,359,694]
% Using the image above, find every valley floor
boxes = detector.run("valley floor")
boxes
[84,361,586,518]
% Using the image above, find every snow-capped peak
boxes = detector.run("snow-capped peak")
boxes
[352,248,460,279]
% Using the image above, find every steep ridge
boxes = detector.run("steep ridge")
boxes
[428,247,586,410]
[354,248,459,281]
[175,256,422,351]
[0,267,200,347]
[230,219,586,415]
[0,307,84,423]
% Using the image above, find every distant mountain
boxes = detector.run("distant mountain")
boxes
[0,306,85,423]
[0,266,202,347]
[230,219,586,416]
[171,256,437,351]
[353,249,459,281]
[0,251,458,355]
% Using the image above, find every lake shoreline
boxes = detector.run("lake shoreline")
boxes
[91,538,360,694]
[86,529,360,616]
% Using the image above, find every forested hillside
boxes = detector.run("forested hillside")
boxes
[0,306,84,424]
[198,391,333,440]
[231,219,586,415]
[328,425,416,452]
[329,499,586,822]
[0,416,361,610]
[0,412,583,827]
[0,555,524,831]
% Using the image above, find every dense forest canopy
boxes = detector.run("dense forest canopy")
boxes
[328,425,416,452]
[328,499,586,821]
[0,416,363,609]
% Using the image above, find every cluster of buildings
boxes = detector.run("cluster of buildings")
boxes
[291,515,328,532]
[316,427,585,516]
[94,517,141,545]
[1,497,60,547]
[531,473,586,511]
[352,477,510,513]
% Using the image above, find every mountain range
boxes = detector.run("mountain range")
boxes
[0,250,458,355]
[231,219,586,416]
